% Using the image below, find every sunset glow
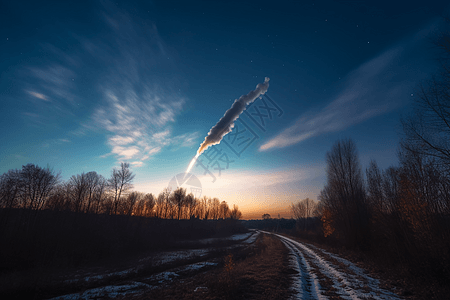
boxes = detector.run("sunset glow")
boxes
[1,0,446,219]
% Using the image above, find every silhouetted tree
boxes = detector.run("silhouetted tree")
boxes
[69,173,88,213]
[401,22,450,171]
[84,171,103,213]
[172,187,186,220]
[219,201,230,219]
[19,164,58,210]
[0,169,21,210]
[92,175,108,214]
[320,139,369,248]
[142,193,155,217]
[229,204,242,220]
[123,191,140,216]
[108,162,135,215]
[291,198,319,231]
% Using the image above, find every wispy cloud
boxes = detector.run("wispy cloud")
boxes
[82,5,198,166]
[260,23,437,151]
[17,1,198,167]
[95,88,194,165]
[28,64,77,105]
[27,91,50,101]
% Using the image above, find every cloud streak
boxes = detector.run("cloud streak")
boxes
[84,5,199,167]
[27,91,50,101]
[95,89,196,166]
[260,27,434,151]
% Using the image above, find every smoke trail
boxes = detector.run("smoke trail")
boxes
[184,77,270,175]
[197,77,270,155]
[185,153,200,174]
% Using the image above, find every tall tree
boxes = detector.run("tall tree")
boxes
[108,162,135,215]
[0,169,21,210]
[20,164,58,210]
[229,204,242,220]
[69,173,88,213]
[320,139,369,248]
[142,193,155,217]
[172,187,186,220]
[219,201,229,219]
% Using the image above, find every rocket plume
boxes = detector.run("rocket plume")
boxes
[184,77,270,176]
[185,153,200,174]
[197,77,270,155]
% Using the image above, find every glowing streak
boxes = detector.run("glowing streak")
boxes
[185,153,200,175]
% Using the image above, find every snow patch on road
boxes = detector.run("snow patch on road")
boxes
[150,248,209,266]
[242,231,260,244]
[304,243,401,300]
[276,234,401,300]
[49,281,152,300]
[281,239,324,300]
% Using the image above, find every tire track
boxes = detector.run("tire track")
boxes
[280,237,323,300]
[261,231,401,300]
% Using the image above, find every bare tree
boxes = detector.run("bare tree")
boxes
[92,175,108,214]
[366,160,385,214]
[291,198,317,219]
[123,191,140,216]
[219,201,229,219]
[142,193,155,217]
[69,173,88,213]
[172,187,186,220]
[155,191,164,218]
[0,169,21,210]
[84,171,101,213]
[200,196,209,220]
[291,198,318,230]
[108,162,135,215]
[19,164,58,210]
[210,197,220,220]
[320,139,369,248]
[156,187,171,219]
[229,204,242,220]
[182,193,195,219]
[401,25,450,172]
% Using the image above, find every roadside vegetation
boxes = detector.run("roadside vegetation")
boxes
[135,232,292,300]
[0,162,244,298]
[255,23,450,299]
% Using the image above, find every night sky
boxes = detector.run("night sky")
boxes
[1,0,448,219]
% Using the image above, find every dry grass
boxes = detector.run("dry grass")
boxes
[135,233,293,299]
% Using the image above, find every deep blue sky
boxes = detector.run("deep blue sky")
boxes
[1,1,448,218]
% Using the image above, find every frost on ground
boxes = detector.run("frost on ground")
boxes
[188,231,254,245]
[148,248,210,266]
[49,281,152,300]
[228,232,253,240]
[271,233,401,300]
[52,261,219,300]
[49,232,257,300]
[242,231,260,244]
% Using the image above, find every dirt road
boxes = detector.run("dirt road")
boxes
[267,232,401,300]
[48,231,403,299]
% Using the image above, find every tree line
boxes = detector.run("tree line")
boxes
[0,162,242,221]
[0,163,246,298]
[290,23,450,295]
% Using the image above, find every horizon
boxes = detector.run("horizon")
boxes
[2,0,449,220]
